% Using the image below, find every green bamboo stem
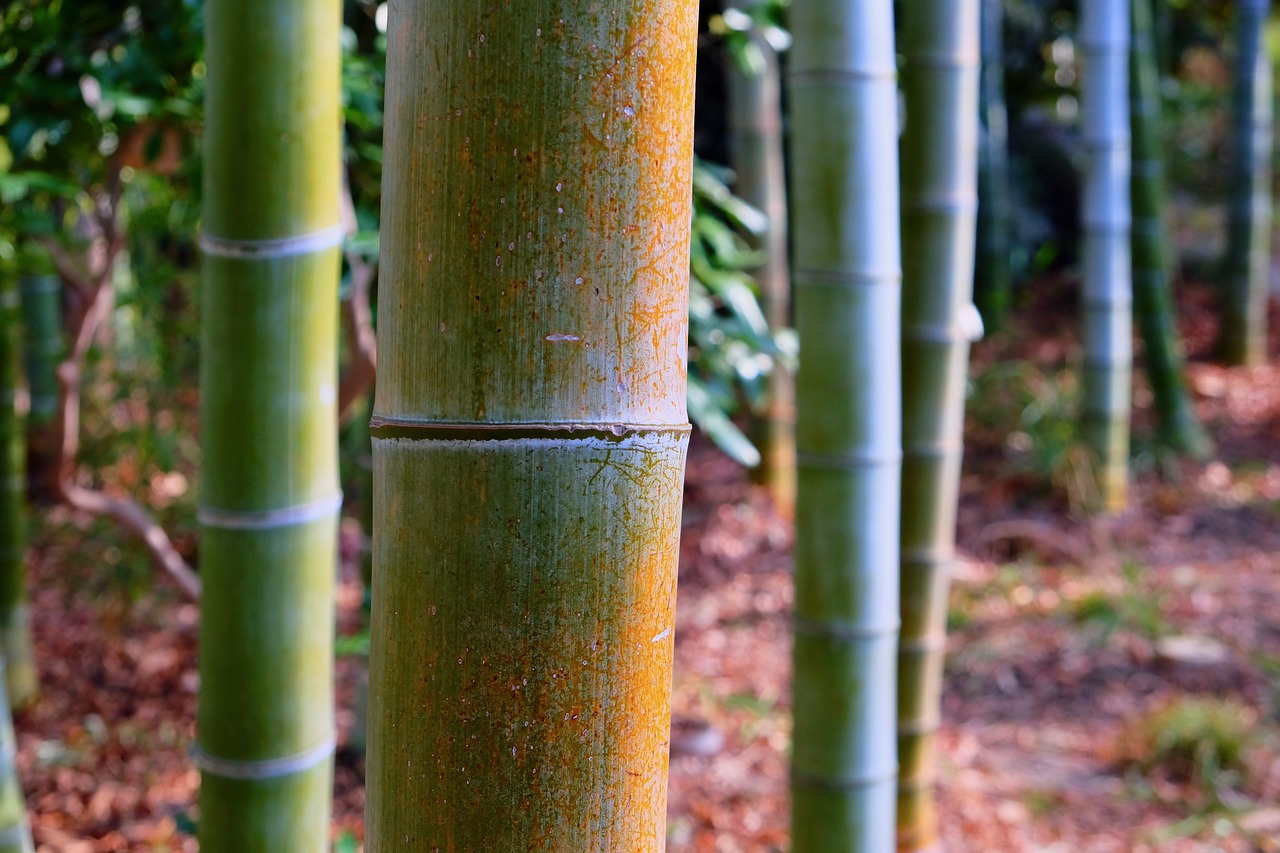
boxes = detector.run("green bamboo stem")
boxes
[366,2,697,848]
[0,278,35,711]
[728,27,796,516]
[787,1,902,848]
[0,660,32,853]
[974,0,1012,333]
[1130,0,1212,458]
[196,0,342,848]
[1221,0,1273,366]
[17,273,61,503]
[898,3,981,850]
[1081,0,1133,511]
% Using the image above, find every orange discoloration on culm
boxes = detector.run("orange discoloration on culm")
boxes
[370,0,696,849]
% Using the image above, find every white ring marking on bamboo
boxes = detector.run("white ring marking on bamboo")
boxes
[790,764,899,791]
[199,224,346,259]
[192,734,336,780]
[198,493,343,530]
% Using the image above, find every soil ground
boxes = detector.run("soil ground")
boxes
[12,281,1280,851]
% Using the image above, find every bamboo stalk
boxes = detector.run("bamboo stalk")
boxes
[0,660,32,853]
[1130,0,1212,458]
[366,1,697,847]
[897,2,981,850]
[728,25,796,516]
[787,1,902,848]
[0,278,35,710]
[974,0,1012,333]
[17,273,61,503]
[1080,0,1133,511]
[1221,0,1273,366]
[196,0,342,848]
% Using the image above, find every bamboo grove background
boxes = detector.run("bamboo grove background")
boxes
[0,0,1278,849]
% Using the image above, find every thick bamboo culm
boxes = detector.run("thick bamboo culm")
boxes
[1130,0,1211,458]
[974,0,1012,333]
[1080,0,1133,512]
[0,278,35,710]
[1221,0,1273,366]
[0,660,32,853]
[897,2,981,850]
[728,26,797,516]
[366,1,697,848]
[196,0,342,849]
[787,1,902,848]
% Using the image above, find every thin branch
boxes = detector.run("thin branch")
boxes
[47,205,200,600]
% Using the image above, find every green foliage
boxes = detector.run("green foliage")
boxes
[1119,697,1258,802]
[708,0,790,77]
[688,159,791,466]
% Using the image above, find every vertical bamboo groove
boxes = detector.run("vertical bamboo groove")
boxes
[787,2,902,848]
[197,1,342,849]
[0,278,34,710]
[0,660,32,853]
[728,29,796,515]
[897,3,981,850]
[17,273,61,500]
[1080,0,1133,511]
[1130,0,1211,458]
[974,0,1012,333]
[1222,0,1273,366]
[367,2,697,848]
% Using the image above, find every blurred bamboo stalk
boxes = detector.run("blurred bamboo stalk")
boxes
[196,0,342,847]
[1129,0,1212,458]
[974,0,1012,333]
[1221,0,1273,366]
[1080,0,1133,511]
[788,1,902,848]
[728,22,797,517]
[898,2,982,849]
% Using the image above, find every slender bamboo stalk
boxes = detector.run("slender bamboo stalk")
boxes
[787,1,902,848]
[897,3,981,850]
[366,1,697,847]
[196,0,342,848]
[1130,0,1212,458]
[0,277,35,710]
[17,273,60,503]
[974,0,1012,333]
[1080,0,1133,511]
[1221,0,1273,366]
[0,660,32,853]
[728,25,796,516]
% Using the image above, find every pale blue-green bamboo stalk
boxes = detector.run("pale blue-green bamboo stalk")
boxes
[898,2,981,849]
[1080,0,1133,511]
[1221,0,1273,366]
[788,1,902,848]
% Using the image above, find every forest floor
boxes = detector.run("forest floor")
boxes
[12,279,1280,852]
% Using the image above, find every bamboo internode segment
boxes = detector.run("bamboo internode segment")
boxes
[787,1,901,848]
[368,1,696,848]
[197,0,342,849]
[1222,0,1273,366]
[897,2,982,849]
[1130,0,1211,458]
[1080,0,1133,512]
